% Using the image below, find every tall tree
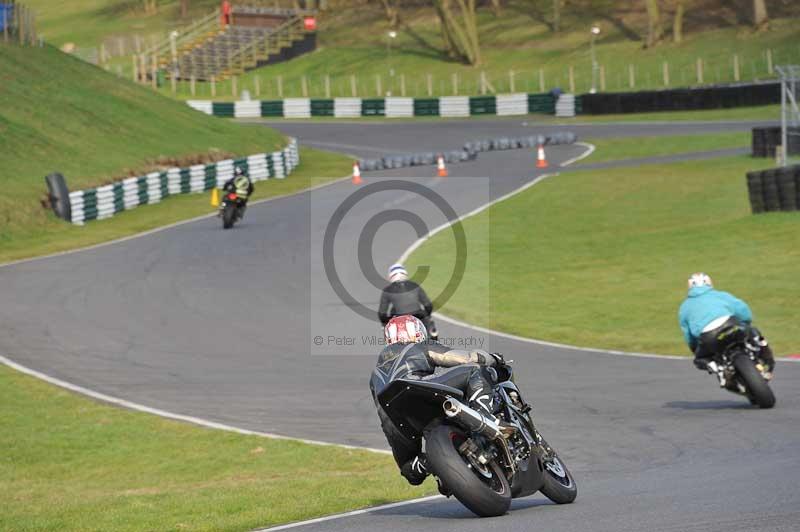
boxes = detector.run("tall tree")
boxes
[553,0,560,32]
[181,0,189,18]
[433,0,481,65]
[644,0,663,48]
[673,0,685,43]
[753,0,769,30]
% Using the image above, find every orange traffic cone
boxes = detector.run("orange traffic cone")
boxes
[536,144,549,169]
[352,161,363,184]
[437,155,448,177]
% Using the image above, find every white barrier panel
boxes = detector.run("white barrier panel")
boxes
[385,97,413,118]
[234,100,262,118]
[247,154,269,181]
[496,93,528,116]
[166,168,182,195]
[284,98,311,118]
[122,178,139,209]
[334,98,361,118]
[187,100,213,115]
[439,96,470,117]
[271,152,286,178]
[556,94,576,117]
[146,172,162,204]
[216,160,234,187]
[189,165,206,193]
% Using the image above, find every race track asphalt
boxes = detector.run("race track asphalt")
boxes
[2,118,798,532]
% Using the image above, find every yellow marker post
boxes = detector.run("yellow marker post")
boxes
[210,188,220,207]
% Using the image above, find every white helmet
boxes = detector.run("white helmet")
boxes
[688,272,713,289]
[388,263,408,282]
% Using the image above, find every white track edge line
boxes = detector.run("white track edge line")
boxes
[253,495,443,532]
[396,143,800,363]
[0,354,391,454]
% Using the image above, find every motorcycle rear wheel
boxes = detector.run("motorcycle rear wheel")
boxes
[425,422,511,517]
[733,354,775,409]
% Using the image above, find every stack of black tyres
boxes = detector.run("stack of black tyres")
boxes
[746,164,800,214]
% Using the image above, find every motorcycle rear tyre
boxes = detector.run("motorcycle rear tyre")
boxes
[733,354,775,409]
[425,422,511,517]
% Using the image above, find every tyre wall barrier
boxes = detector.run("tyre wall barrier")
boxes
[746,164,800,214]
[356,131,578,172]
[67,139,299,225]
[751,126,800,158]
[187,93,557,119]
[579,81,780,115]
[45,172,72,221]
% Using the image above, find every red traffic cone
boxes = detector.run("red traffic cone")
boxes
[536,144,549,169]
[352,161,363,184]
[437,155,448,177]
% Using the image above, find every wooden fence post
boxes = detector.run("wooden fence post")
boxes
[662,61,669,86]
[509,69,515,93]
[733,54,740,82]
[767,49,773,75]
[211,76,217,97]
[568,65,575,93]
[325,74,331,98]
[191,75,196,96]
[151,55,157,89]
[132,55,139,82]
[539,68,545,92]
[302,75,308,97]
[255,75,261,97]
[629,64,635,88]
[350,74,356,97]
[232,76,238,97]
[427,73,433,97]
[400,74,406,97]
[452,72,458,95]
[600,65,606,91]
[696,58,704,84]
[375,74,382,96]
[170,70,177,95]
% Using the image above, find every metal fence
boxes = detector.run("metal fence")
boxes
[1,1,39,46]
[777,65,800,167]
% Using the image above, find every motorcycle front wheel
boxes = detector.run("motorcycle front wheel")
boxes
[425,422,511,517]
[222,202,236,229]
[539,447,578,504]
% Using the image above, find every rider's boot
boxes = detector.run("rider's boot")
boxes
[399,456,428,486]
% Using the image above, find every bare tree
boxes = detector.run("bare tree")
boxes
[433,0,481,65]
[181,0,189,18]
[673,0,685,43]
[753,0,769,30]
[378,0,399,27]
[644,0,663,47]
[553,0,560,32]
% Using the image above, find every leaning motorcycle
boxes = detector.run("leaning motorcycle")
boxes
[374,356,576,517]
[219,188,246,229]
[704,323,775,408]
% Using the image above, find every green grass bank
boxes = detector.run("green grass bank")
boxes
[0,364,433,531]
[0,43,349,263]
[408,150,798,356]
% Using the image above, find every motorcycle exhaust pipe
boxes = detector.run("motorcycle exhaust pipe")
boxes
[442,398,502,440]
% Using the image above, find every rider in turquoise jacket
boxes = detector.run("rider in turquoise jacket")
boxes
[678,273,773,371]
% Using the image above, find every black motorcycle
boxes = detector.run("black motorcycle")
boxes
[703,323,775,408]
[376,357,577,517]
[219,187,246,230]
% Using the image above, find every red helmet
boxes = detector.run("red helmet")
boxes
[384,315,427,345]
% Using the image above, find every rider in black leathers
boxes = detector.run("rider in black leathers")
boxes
[378,263,438,339]
[370,315,499,487]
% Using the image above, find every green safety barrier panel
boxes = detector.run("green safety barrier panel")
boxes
[311,99,335,116]
[469,96,496,115]
[212,102,235,117]
[528,93,555,114]
[361,99,385,116]
[261,100,284,117]
[574,95,583,114]
[414,98,440,116]
[137,176,149,204]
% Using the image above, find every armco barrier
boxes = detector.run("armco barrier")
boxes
[68,139,299,225]
[580,81,780,115]
[187,93,557,119]
[746,164,800,214]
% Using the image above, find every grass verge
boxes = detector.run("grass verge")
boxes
[0,146,349,264]
[0,364,434,531]
[583,131,750,163]
[407,155,798,355]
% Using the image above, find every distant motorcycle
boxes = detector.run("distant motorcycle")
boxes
[375,355,577,517]
[219,186,246,230]
[704,322,775,408]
